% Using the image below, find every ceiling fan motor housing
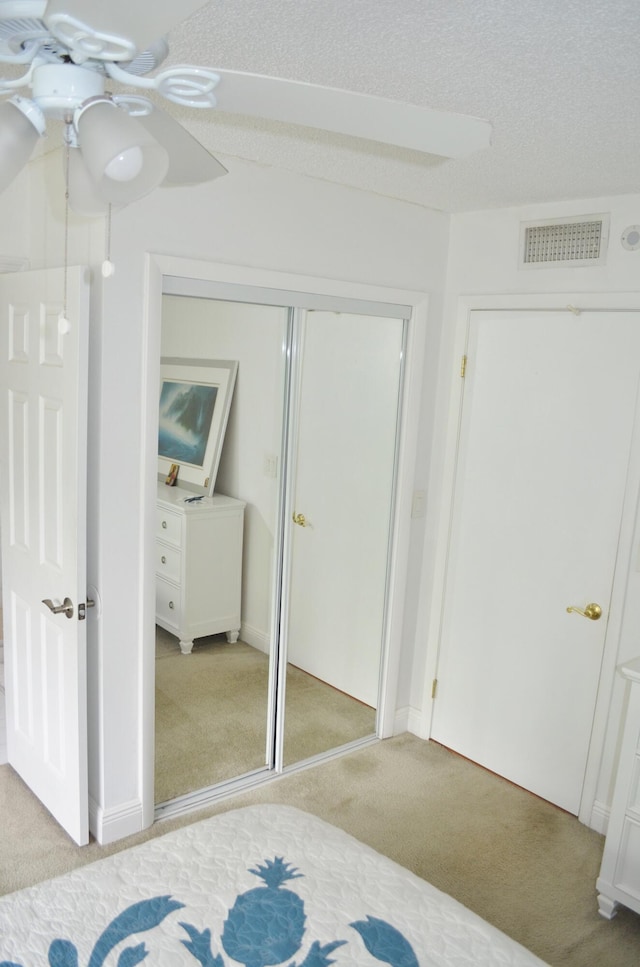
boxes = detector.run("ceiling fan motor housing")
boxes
[31,61,104,119]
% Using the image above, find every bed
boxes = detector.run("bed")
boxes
[0,804,548,966]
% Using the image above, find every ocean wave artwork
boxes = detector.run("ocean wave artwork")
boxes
[158,380,218,467]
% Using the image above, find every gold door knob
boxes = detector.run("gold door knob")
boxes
[566,602,602,620]
[292,512,307,527]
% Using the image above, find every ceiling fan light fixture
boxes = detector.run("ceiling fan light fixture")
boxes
[67,143,109,215]
[74,96,168,204]
[0,95,45,192]
[103,145,143,182]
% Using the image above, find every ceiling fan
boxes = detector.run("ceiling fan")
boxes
[0,0,492,214]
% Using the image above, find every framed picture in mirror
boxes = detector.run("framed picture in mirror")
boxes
[157,357,238,495]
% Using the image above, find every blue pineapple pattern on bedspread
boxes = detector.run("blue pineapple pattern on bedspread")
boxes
[0,857,419,967]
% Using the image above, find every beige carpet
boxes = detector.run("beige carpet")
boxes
[155,629,376,802]
[0,735,638,966]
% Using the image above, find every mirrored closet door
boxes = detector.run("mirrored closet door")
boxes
[155,296,288,803]
[153,288,407,809]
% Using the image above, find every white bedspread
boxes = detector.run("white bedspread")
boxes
[0,804,548,966]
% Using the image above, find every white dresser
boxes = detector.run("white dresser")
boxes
[596,656,640,918]
[155,482,245,654]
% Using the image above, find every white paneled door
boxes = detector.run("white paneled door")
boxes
[431,309,640,815]
[286,311,404,708]
[0,267,90,845]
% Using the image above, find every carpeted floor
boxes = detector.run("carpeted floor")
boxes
[0,734,638,966]
[154,629,376,802]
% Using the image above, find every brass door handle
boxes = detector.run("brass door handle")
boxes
[292,512,307,527]
[566,602,602,621]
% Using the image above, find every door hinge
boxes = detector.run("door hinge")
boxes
[460,355,467,378]
[431,678,438,699]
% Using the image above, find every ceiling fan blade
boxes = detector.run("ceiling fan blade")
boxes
[138,107,227,187]
[43,0,208,59]
[208,70,491,159]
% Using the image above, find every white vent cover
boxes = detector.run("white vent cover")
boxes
[520,214,609,268]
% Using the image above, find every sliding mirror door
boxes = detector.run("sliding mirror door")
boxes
[282,310,405,765]
[152,285,407,811]
[155,295,288,803]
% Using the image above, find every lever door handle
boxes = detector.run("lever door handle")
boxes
[566,602,602,621]
[42,597,74,619]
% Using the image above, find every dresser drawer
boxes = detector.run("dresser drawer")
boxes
[155,542,181,584]
[156,579,182,627]
[155,507,182,546]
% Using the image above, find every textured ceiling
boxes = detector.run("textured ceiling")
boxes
[151,0,640,212]
[17,1,636,213]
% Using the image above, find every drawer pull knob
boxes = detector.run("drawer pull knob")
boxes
[161,555,166,564]
[162,520,167,529]
[169,600,175,610]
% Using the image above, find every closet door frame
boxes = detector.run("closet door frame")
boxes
[140,254,429,826]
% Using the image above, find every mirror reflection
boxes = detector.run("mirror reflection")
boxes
[153,294,403,806]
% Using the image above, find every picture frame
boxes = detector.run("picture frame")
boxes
[157,357,238,495]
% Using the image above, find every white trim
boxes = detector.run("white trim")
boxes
[140,254,429,824]
[589,799,611,836]
[579,377,640,825]
[89,795,143,845]
[240,621,270,654]
[394,705,424,736]
[0,256,29,273]
[419,291,640,827]
[378,302,427,737]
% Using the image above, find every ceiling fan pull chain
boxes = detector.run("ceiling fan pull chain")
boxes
[58,128,71,335]
[102,204,114,278]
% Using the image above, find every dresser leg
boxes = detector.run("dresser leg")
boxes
[179,638,194,655]
[226,629,240,644]
[597,894,618,919]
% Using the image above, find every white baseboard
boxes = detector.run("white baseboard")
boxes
[393,705,425,737]
[392,705,410,734]
[240,621,270,655]
[89,795,145,845]
[589,799,610,835]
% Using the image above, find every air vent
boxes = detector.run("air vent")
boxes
[520,214,609,268]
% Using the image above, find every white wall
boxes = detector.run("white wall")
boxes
[8,141,638,837]
[415,192,640,828]
[19,148,448,841]
[7,144,636,836]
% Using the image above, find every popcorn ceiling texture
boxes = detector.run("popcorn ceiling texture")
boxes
[152,0,640,212]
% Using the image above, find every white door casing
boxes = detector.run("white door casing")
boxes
[0,266,90,845]
[143,256,428,826]
[430,308,640,815]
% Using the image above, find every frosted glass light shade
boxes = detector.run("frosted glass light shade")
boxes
[68,146,110,215]
[0,99,43,192]
[76,100,169,204]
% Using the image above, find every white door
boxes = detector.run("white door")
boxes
[431,309,640,815]
[0,266,90,845]
[286,310,404,707]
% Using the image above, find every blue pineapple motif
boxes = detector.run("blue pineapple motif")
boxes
[221,857,306,967]
[350,915,419,967]
[0,896,184,967]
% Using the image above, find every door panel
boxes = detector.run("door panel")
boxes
[0,267,89,845]
[431,309,640,814]
[284,310,403,762]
